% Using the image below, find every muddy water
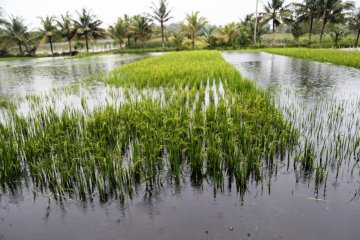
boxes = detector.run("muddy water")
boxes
[1,52,360,240]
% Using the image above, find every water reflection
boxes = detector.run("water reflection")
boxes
[0,52,360,240]
[0,54,159,97]
[222,52,360,100]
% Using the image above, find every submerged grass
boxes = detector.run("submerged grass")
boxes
[263,48,360,69]
[0,51,299,201]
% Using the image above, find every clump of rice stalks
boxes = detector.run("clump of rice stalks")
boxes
[0,51,299,201]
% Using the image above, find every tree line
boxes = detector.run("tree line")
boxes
[0,0,360,56]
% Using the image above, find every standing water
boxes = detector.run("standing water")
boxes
[0,52,359,240]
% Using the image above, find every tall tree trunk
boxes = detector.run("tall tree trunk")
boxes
[18,41,23,55]
[85,34,89,52]
[68,40,72,53]
[308,16,314,45]
[49,36,54,55]
[192,30,195,48]
[127,36,131,47]
[319,20,327,43]
[142,37,146,48]
[356,30,360,48]
[272,19,275,45]
[161,21,165,48]
[254,0,259,44]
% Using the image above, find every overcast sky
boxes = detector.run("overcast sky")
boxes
[1,0,360,29]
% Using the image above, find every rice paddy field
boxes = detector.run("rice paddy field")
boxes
[0,50,360,240]
[263,48,360,69]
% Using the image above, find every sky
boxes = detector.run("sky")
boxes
[1,0,360,29]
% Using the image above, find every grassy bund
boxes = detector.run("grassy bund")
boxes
[263,48,360,69]
[1,51,300,201]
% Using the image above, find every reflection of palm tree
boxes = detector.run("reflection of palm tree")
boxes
[349,11,360,47]
[150,0,172,48]
[57,12,76,53]
[39,16,57,55]
[260,0,293,43]
[184,11,207,48]
[132,16,153,48]
[73,9,107,52]
[319,0,354,43]
[2,16,29,55]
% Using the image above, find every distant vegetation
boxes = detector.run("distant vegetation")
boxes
[0,0,360,57]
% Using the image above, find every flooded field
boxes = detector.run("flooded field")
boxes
[0,52,359,240]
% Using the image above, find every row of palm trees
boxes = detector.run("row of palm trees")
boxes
[1,0,360,56]
[257,0,360,46]
[0,8,106,55]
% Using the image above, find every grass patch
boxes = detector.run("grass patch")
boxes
[263,48,360,69]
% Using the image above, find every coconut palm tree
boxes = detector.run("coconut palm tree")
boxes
[1,16,29,55]
[150,0,172,48]
[203,25,218,48]
[184,11,207,48]
[108,17,128,48]
[73,8,106,52]
[0,7,6,26]
[330,23,347,46]
[295,0,323,44]
[57,12,76,53]
[349,11,360,47]
[319,0,354,43]
[38,16,57,55]
[171,33,184,50]
[220,22,238,48]
[260,0,293,42]
[123,14,134,47]
[132,15,153,48]
[254,0,260,43]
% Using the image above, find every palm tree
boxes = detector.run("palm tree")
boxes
[349,11,360,47]
[254,0,260,43]
[319,0,354,43]
[57,12,76,53]
[242,14,269,43]
[0,7,6,26]
[132,16,153,48]
[38,16,57,55]
[171,33,184,50]
[123,14,134,47]
[203,25,218,48]
[108,17,128,48]
[295,0,323,44]
[220,22,238,48]
[73,8,106,52]
[184,11,207,48]
[2,16,29,55]
[330,23,347,47]
[260,0,293,42]
[150,0,172,48]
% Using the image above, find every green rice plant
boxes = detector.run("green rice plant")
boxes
[0,51,300,201]
[263,48,360,69]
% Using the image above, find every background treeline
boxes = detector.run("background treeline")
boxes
[0,0,360,56]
